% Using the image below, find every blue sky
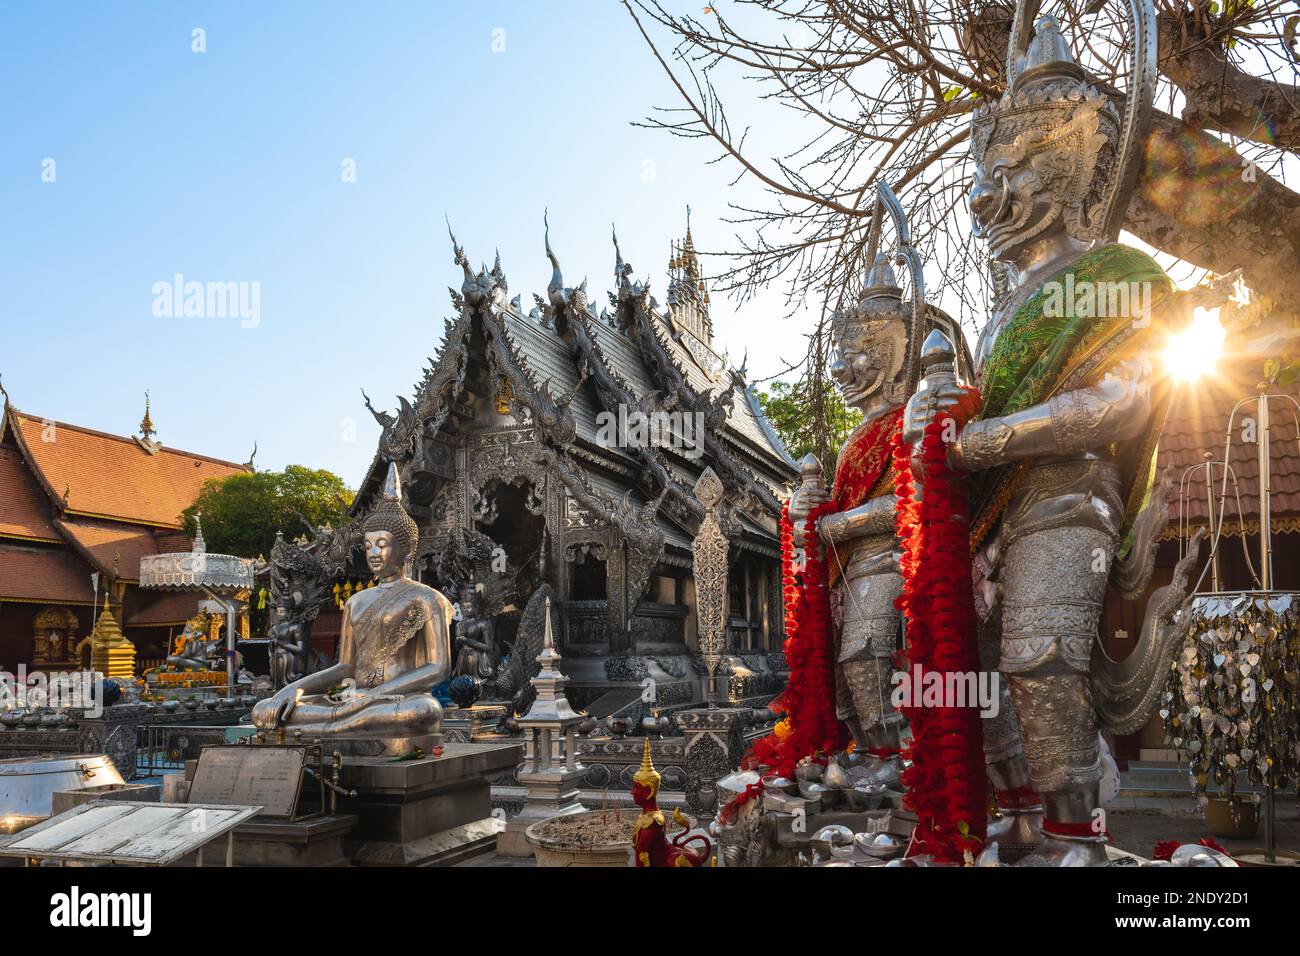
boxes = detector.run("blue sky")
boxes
[1,1,800,486]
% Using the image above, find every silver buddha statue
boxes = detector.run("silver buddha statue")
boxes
[904,1,1197,864]
[789,182,970,787]
[252,463,453,753]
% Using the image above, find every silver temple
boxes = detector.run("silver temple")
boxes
[271,217,797,714]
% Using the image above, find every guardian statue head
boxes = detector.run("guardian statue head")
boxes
[830,181,968,417]
[830,252,912,415]
[969,1,1156,264]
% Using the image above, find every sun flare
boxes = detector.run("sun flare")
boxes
[1163,306,1226,383]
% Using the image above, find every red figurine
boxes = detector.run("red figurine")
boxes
[631,737,713,867]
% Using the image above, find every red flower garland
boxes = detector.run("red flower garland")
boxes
[718,781,766,826]
[747,501,846,776]
[893,388,988,863]
[747,410,905,778]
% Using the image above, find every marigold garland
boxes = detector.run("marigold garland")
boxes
[893,387,988,864]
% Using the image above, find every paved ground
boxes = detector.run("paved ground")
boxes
[1107,795,1300,860]
[459,795,1300,866]
[457,850,536,867]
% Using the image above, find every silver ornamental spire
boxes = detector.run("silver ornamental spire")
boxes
[1017,15,1084,87]
[862,252,900,297]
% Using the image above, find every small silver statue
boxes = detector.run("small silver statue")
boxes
[166,619,216,672]
[453,588,497,682]
[268,604,309,690]
[251,463,454,749]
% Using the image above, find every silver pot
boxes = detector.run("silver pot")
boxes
[641,713,671,737]
[760,773,798,795]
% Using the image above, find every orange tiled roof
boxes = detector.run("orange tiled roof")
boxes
[125,591,202,628]
[1156,358,1300,529]
[55,518,164,582]
[6,409,247,529]
[0,543,95,604]
[0,446,60,542]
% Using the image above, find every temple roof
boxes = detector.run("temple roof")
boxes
[0,402,241,630]
[353,232,798,541]
[0,446,60,542]
[2,408,248,529]
[0,543,95,605]
[493,302,793,494]
[55,519,160,584]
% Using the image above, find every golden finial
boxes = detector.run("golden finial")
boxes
[139,390,156,441]
[633,736,660,789]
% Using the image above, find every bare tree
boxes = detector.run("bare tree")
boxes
[625,0,1300,449]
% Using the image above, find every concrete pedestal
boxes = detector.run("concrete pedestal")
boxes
[230,815,358,867]
[336,741,521,866]
[497,764,586,857]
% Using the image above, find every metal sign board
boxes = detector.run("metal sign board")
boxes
[187,746,306,818]
[0,801,261,866]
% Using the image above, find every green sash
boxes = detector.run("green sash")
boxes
[970,244,1174,549]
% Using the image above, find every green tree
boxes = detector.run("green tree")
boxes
[757,379,862,479]
[179,465,353,561]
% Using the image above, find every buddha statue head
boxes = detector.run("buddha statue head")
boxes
[364,463,419,581]
[968,2,1153,265]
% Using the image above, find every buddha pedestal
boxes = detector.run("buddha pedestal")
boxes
[334,741,522,866]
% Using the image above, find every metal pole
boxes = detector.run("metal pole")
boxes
[1204,454,1220,591]
[1265,782,1276,864]
[1258,391,1272,589]
[1256,390,1276,862]
[226,598,238,693]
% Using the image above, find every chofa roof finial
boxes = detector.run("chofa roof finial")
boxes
[139,390,156,441]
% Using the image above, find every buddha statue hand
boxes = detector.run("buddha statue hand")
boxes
[252,691,298,730]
